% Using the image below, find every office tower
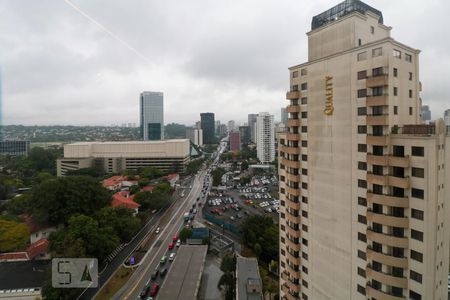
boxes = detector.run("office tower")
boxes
[200,112,215,144]
[140,91,164,140]
[239,126,251,144]
[421,105,431,122]
[215,121,221,135]
[444,109,450,133]
[219,124,228,137]
[186,127,203,146]
[278,2,450,300]
[281,107,288,124]
[248,114,258,143]
[229,131,241,152]
[256,112,275,163]
[228,120,236,132]
[0,140,30,156]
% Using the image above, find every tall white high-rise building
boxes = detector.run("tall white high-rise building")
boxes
[444,109,450,132]
[140,91,164,140]
[228,120,236,132]
[186,127,203,146]
[256,112,275,163]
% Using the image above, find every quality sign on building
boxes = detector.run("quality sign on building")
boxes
[324,76,334,115]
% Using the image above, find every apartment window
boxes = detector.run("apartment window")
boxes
[393,87,398,96]
[372,86,383,96]
[372,67,384,76]
[357,126,367,134]
[409,89,413,98]
[357,107,367,116]
[372,47,382,57]
[358,232,367,242]
[412,146,424,156]
[405,53,412,62]
[302,155,307,161]
[411,188,424,199]
[280,213,285,219]
[412,167,425,178]
[411,250,423,263]
[411,209,424,221]
[301,126,307,133]
[302,210,308,218]
[358,38,362,46]
[410,270,422,283]
[370,26,375,34]
[357,70,367,80]
[357,144,367,152]
[291,84,298,91]
[357,89,367,98]
[302,224,308,232]
[301,111,307,118]
[302,280,308,288]
[358,161,367,171]
[302,293,308,300]
[302,182,308,190]
[302,168,307,175]
[358,179,367,189]
[409,72,413,80]
[302,265,308,274]
[358,267,366,278]
[409,290,422,300]
[302,196,308,203]
[411,229,424,242]
[357,250,366,260]
[301,83,307,91]
[358,215,367,225]
[394,106,398,115]
[393,68,398,77]
[357,284,366,295]
[301,68,307,76]
[301,140,307,147]
[393,49,402,59]
[302,252,308,260]
[357,51,367,61]
[292,71,299,78]
[301,97,307,104]
[358,197,367,206]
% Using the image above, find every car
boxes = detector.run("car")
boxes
[169,252,176,261]
[151,269,159,280]
[149,283,159,297]
[160,268,167,277]
[155,227,160,234]
[176,239,181,247]
[230,216,235,221]
[140,285,151,298]
[172,235,178,242]
[168,242,174,250]
[160,256,167,264]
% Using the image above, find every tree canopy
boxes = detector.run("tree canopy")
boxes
[211,168,226,186]
[0,219,29,252]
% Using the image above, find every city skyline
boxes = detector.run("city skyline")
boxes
[0,0,449,126]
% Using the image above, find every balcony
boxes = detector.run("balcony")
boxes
[367,229,408,248]
[286,238,301,252]
[287,133,300,141]
[367,210,409,228]
[367,248,408,269]
[285,277,301,293]
[388,156,410,168]
[286,198,301,210]
[367,114,388,126]
[367,74,389,88]
[287,173,300,183]
[287,118,301,127]
[285,185,301,197]
[366,95,388,106]
[282,158,300,169]
[366,135,388,145]
[281,145,300,155]
[367,154,388,166]
[287,105,300,113]
[366,266,408,288]
[367,192,409,208]
[286,91,300,100]
[366,284,406,300]
[388,176,410,189]
[367,173,388,185]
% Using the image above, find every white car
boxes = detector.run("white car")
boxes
[155,227,160,234]
[176,239,181,247]
[169,252,176,261]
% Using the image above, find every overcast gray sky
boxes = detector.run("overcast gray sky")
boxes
[0,0,449,126]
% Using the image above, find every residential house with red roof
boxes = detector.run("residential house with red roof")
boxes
[111,191,140,215]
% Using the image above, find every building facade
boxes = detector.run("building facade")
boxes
[278,2,450,300]
[420,105,431,123]
[248,114,258,143]
[0,140,30,156]
[201,112,215,144]
[186,127,203,146]
[228,120,236,132]
[281,107,288,124]
[57,140,190,176]
[239,125,251,144]
[444,109,450,133]
[229,131,241,152]
[140,91,164,140]
[256,112,275,163]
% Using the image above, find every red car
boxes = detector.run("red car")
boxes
[172,235,178,242]
[150,283,159,296]
[168,242,174,250]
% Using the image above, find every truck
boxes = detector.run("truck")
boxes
[183,212,190,222]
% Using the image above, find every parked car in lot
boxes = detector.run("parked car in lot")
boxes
[149,283,159,297]
[169,252,176,261]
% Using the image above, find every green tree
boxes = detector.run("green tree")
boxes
[220,254,236,273]
[34,172,55,185]
[49,230,86,258]
[211,167,226,186]
[186,158,205,175]
[139,167,164,180]
[5,194,33,215]
[134,189,169,211]
[179,227,192,242]
[96,207,141,242]
[28,147,62,174]
[0,219,29,252]
[241,161,249,171]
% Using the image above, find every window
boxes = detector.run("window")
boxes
[411,250,423,263]
[302,155,307,161]
[409,290,422,300]
[302,293,308,300]
[358,267,366,278]
[358,38,362,46]
[409,107,413,115]
[358,232,367,243]
[357,144,367,152]
[302,252,308,261]
[357,89,367,98]
[302,238,308,246]
[405,53,412,62]
[358,161,367,170]
[393,87,398,96]
[412,146,424,156]
[357,52,367,61]
[372,86,383,96]
[411,188,424,199]
[301,140,307,147]
[357,126,367,134]
[358,179,367,188]
[302,224,308,232]
[370,26,375,34]
[358,197,367,206]
[357,107,367,116]
[301,111,307,118]
[291,84,299,91]
[411,229,424,242]
[409,72,413,80]
[301,97,307,104]
[358,215,367,225]
[393,49,402,59]
[302,210,308,218]
[302,182,308,189]
[372,67,384,76]
[292,71,299,78]
[393,68,398,77]
[302,168,307,175]
[357,70,367,80]
[357,250,366,260]
[412,167,424,178]
[301,83,307,90]
[409,89,413,98]
[411,209,424,220]
[410,270,422,283]
[372,47,382,57]
[301,126,307,133]
[357,284,366,295]
[302,280,308,288]
[301,68,307,76]
[394,106,398,115]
